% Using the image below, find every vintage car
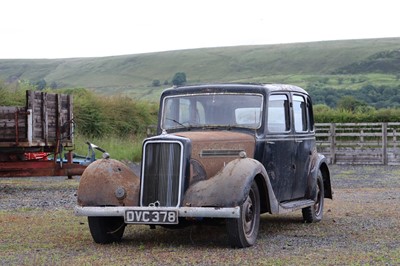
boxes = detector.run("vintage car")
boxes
[75,83,332,248]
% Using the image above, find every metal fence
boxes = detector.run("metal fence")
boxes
[315,122,400,165]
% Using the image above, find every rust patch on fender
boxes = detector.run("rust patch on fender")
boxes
[77,159,140,207]
[183,158,261,207]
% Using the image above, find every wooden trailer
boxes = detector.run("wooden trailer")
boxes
[0,90,86,178]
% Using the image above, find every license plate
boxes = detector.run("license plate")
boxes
[125,210,178,224]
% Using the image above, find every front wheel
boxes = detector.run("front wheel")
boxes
[88,216,125,244]
[226,181,260,248]
[302,170,324,223]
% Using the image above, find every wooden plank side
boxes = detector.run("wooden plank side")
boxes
[43,92,48,145]
[57,93,62,144]
[1,91,74,148]
[24,91,74,146]
[0,106,28,142]
[66,94,73,143]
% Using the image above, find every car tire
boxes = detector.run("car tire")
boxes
[226,180,260,248]
[302,170,324,223]
[88,216,125,244]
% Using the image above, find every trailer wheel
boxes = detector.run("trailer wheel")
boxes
[226,180,260,248]
[88,216,125,244]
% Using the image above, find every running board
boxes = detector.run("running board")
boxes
[278,199,314,214]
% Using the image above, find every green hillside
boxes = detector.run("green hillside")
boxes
[1,37,400,102]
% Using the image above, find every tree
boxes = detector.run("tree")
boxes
[337,96,366,112]
[172,72,186,86]
[152,80,160,87]
[35,79,46,90]
[50,81,58,89]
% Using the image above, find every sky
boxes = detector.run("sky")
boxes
[1,0,399,59]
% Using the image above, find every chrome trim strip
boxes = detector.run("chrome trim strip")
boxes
[200,149,244,157]
[75,206,240,219]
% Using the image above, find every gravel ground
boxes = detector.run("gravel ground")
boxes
[330,164,400,189]
[0,164,399,265]
[1,164,399,211]
[0,176,78,211]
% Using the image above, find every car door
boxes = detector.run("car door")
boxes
[291,94,315,199]
[263,93,295,202]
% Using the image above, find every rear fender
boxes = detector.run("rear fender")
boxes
[77,159,140,207]
[307,153,333,200]
[183,158,279,212]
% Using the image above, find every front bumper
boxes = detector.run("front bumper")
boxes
[74,206,240,219]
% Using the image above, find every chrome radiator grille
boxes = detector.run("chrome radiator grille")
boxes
[141,141,183,207]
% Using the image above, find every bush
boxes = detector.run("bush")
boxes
[0,80,398,139]
[61,88,158,138]
[152,80,161,87]
[313,104,400,123]
[172,72,187,86]
[0,80,31,106]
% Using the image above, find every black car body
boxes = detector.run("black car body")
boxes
[75,83,332,248]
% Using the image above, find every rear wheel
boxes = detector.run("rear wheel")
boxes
[302,170,324,223]
[88,216,125,244]
[226,181,260,248]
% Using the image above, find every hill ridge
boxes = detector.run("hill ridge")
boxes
[1,37,400,101]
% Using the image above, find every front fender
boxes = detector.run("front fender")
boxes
[77,158,140,207]
[183,158,276,209]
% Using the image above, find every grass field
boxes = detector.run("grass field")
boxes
[1,165,399,265]
[1,38,400,102]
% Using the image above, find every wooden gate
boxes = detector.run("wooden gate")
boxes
[315,122,400,165]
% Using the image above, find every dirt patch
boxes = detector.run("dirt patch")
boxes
[0,165,399,265]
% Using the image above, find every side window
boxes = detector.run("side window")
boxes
[267,94,290,132]
[307,96,315,132]
[293,95,308,132]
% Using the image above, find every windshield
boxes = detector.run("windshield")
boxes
[161,93,263,130]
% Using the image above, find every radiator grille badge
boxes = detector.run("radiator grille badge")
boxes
[149,201,161,207]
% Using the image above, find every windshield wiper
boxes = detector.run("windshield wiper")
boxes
[166,118,190,129]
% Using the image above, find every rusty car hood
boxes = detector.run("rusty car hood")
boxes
[174,131,255,179]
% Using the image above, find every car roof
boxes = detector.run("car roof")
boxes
[161,83,308,96]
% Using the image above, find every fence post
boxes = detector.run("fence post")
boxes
[330,123,336,164]
[382,123,388,165]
